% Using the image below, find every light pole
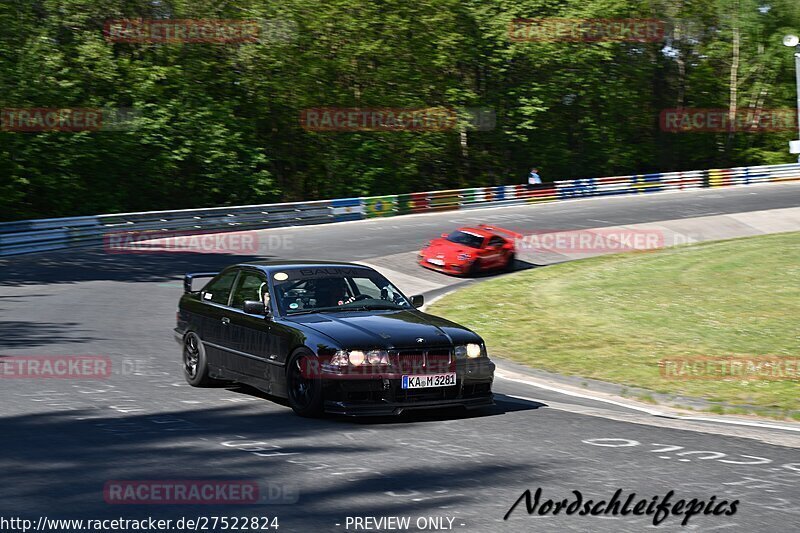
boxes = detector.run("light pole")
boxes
[784,34,800,162]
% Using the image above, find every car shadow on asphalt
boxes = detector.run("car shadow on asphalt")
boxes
[0,403,555,521]
[0,320,102,349]
[473,258,540,278]
[0,248,270,286]
[227,385,546,425]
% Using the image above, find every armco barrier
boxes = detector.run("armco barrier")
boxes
[0,200,334,256]
[364,196,397,218]
[428,190,462,212]
[330,198,363,222]
[1,163,798,256]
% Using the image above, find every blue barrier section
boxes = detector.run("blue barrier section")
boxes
[745,168,770,184]
[633,173,664,193]
[331,198,364,222]
[557,178,598,198]
[593,187,635,197]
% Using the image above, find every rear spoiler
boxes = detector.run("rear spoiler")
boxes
[477,224,523,240]
[183,272,218,293]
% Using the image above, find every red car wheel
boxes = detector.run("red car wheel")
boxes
[468,259,482,276]
[505,252,516,271]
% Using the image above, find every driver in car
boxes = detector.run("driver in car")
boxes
[313,278,354,307]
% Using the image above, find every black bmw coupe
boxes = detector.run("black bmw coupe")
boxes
[174,260,495,417]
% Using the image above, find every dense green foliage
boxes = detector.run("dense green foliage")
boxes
[1,0,799,220]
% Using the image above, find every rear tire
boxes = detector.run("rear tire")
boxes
[182,332,224,387]
[505,252,516,272]
[286,350,324,417]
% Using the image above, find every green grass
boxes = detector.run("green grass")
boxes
[430,232,800,414]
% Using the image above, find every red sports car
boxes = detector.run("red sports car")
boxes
[418,224,520,275]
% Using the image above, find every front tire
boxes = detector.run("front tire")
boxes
[182,332,223,387]
[468,259,482,277]
[286,350,324,417]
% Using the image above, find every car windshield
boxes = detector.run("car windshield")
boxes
[446,230,485,249]
[273,268,412,315]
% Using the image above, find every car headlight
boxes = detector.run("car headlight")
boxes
[466,343,482,358]
[366,349,389,365]
[331,349,390,367]
[457,253,472,261]
[455,344,483,359]
[330,350,349,366]
[348,350,366,366]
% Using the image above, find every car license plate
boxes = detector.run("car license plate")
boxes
[427,258,445,266]
[402,373,456,389]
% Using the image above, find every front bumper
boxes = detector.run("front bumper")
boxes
[418,256,470,275]
[322,358,495,416]
[325,393,494,416]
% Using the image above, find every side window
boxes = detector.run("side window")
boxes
[488,236,505,247]
[203,270,238,306]
[353,276,403,303]
[231,271,268,310]
[352,277,381,299]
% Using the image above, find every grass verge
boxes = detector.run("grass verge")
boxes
[429,232,800,415]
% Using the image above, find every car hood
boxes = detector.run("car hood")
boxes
[285,309,482,350]
[422,238,476,259]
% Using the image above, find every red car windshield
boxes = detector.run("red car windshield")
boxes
[446,230,485,248]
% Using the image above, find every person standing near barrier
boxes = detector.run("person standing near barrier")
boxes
[527,167,542,189]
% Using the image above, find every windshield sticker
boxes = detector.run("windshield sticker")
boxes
[298,267,366,277]
[203,293,212,300]
[289,302,299,309]
[274,266,373,281]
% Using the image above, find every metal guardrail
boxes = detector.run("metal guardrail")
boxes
[1,163,799,256]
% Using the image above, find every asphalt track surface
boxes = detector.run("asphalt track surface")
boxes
[1,183,799,533]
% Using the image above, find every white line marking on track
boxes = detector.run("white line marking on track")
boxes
[677,415,800,432]
[497,371,800,433]
[497,370,666,415]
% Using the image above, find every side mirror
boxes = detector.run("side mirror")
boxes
[243,300,271,317]
[410,295,424,308]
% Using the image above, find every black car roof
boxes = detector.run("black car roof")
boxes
[235,260,374,273]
